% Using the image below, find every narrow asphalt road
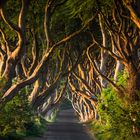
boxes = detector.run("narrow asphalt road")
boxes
[26,109,96,140]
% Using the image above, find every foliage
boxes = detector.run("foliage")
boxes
[0,88,47,139]
[0,77,6,92]
[65,0,96,22]
[117,71,128,86]
[89,73,140,140]
[1,0,140,139]
[64,0,114,22]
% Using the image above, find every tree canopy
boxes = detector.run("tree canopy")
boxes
[0,0,140,139]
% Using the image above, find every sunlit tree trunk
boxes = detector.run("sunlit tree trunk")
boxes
[0,0,29,92]
[114,60,123,82]
[98,14,108,88]
[123,0,140,29]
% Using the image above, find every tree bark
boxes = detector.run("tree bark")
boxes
[123,0,140,29]
[98,14,108,88]
[127,63,140,102]
[114,60,123,82]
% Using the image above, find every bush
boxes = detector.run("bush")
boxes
[0,88,46,139]
[89,73,140,140]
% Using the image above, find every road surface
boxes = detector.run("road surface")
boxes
[25,109,95,140]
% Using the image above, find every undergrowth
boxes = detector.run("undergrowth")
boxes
[0,87,47,140]
[89,72,140,140]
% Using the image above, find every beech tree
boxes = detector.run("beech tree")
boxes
[0,1,140,136]
[63,0,140,134]
[123,0,140,29]
[0,0,96,118]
